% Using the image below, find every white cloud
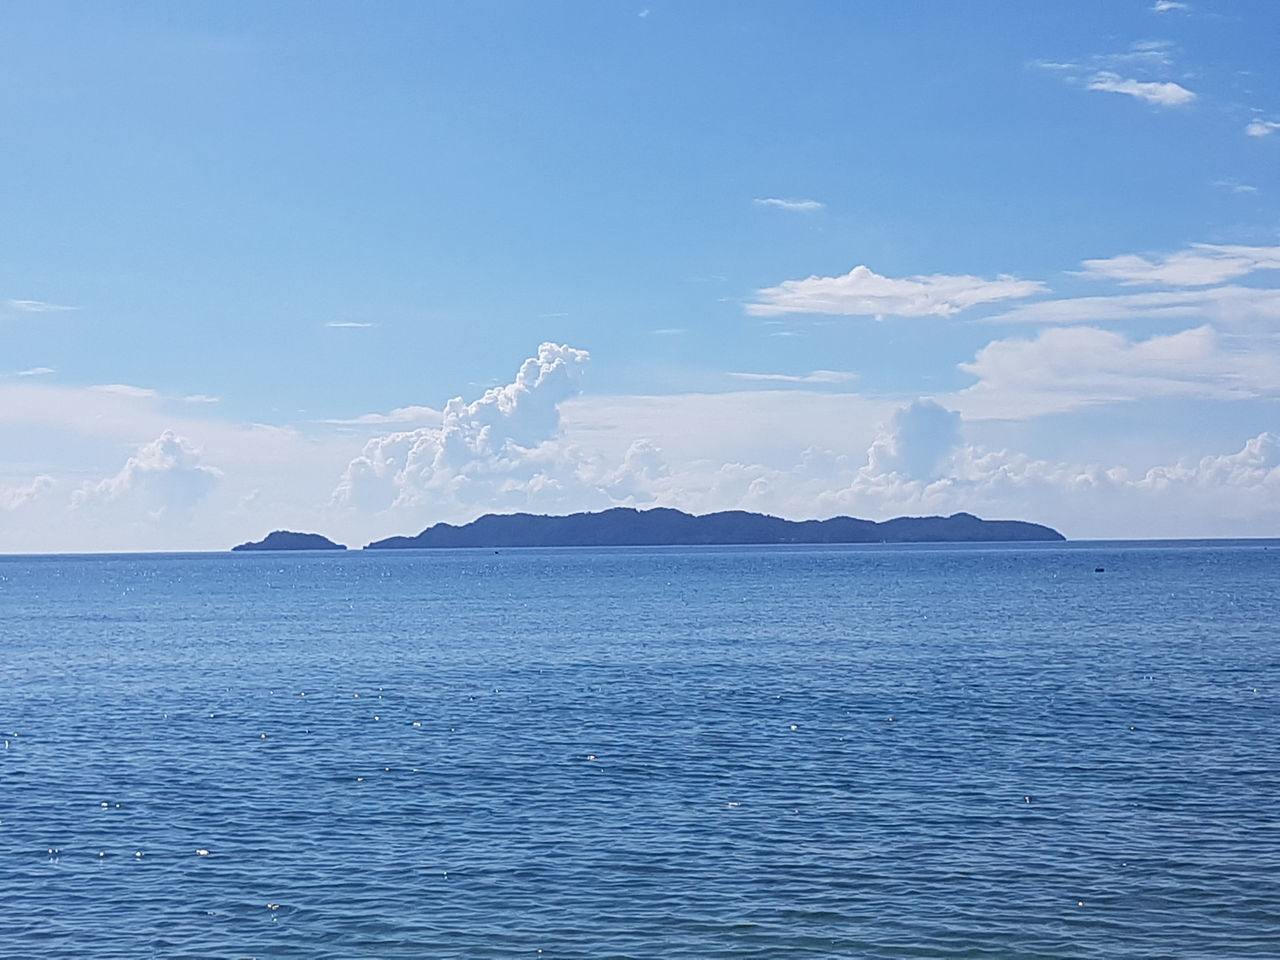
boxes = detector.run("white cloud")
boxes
[1086,72,1195,106]
[753,197,826,213]
[952,325,1280,419]
[1,475,55,511]
[5,299,76,313]
[865,400,961,481]
[74,431,222,516]
[1078,243,1280,286]
[728,370,857,384]
[325,321,377,328]
[332,342,590,514]
[988,284,1280,329]
[747,264,1044,318]
[651,328,687,336]
[1246,120,1280,137]
[182,394,220,404]
[92,383,160,399]
[16,367,55,377]
[1152,1,1189,11]
[320,405,442,426]
[1212,179,1258,194]
[849,431,1280,540]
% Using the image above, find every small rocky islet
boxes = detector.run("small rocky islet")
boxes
[231,531,347,551]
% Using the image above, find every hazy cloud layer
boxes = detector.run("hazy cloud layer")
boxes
[954,325,1280,418]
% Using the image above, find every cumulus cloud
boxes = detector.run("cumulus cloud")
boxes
[1078,244,1280,286]
[747,264,1044,318]
[332,343,591,514]
[860,431,1280,537]
[1086,72,1195,106]
[953,325,1280,419]
[728,370,857,384]
[865,400,962,481]
[5,298,76,313]
[1246,120,1280,137]
[2,475,55,511]
[74,431,221,515]
[753,198,826,213]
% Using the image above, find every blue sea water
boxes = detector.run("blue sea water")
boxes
[2,541,1279,959]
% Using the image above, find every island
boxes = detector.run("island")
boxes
[363,507,1063,549]
[231,531,348,551]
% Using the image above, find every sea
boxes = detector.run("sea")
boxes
[2,541,1278,959]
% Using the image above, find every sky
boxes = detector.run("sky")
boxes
[3,0,1280,551]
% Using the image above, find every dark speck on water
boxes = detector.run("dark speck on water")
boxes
[2,540,1278,958]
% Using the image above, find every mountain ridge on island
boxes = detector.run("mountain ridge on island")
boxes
[232,530,347,551]
[363,507,1064,549]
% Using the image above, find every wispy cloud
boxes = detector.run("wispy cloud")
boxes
[320,405,442,426]
[1102,40,1176,70]
[1037,42,1195,108]
[729,370,857,384]
[325,321,377,328]
[92,384,159,399]
[1086,72,1196,106]
[753,197,825,213]
[1212,179,1258,194]
[988,285,1280,327]
[1151,1,1189,11]
[955,325,1280,419]
[1246,119,1280,137]
[6,298,77,313]
[651,327,686,336]
[747,264,1044,319]
[1078,243,1280,286]
[16,367,55,377]
[182,394,220,404]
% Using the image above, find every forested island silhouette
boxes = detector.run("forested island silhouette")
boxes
[231,508,1064,551]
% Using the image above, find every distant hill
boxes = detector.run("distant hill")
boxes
[232,531,347,551]
[363,507,1064,549]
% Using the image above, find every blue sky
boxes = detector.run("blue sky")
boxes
[3,1,1279,550]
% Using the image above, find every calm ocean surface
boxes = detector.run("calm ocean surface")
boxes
[2,542,1278,959]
